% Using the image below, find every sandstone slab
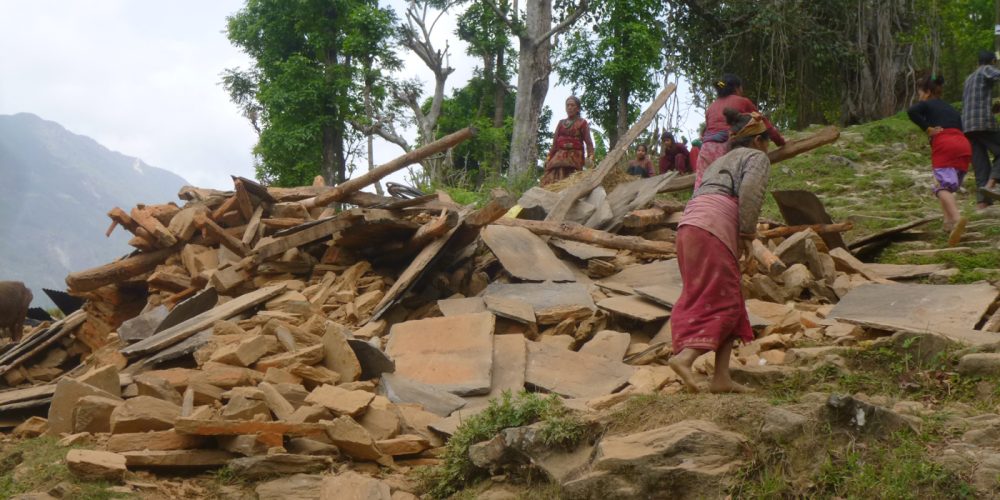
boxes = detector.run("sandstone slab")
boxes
[107,430,207,452]
[229,454,333,479]
[319,470,391,500]
[73,395,122,434]
[66,449,127,482]
[525,342,634,399]
[110,396,181,434]
[256,473,325,500]
[379,373,467,417]
[322,324,362,383]
[324,416,384,461]
[579,330,630,362]
[465,334,527,408]
[385,312,495,396]
[48,378,122,435]
[305,384,375,417]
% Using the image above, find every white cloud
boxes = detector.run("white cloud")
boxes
[0,0,703,192]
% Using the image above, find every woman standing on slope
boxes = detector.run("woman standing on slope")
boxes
[669,108,772,394]
[541,96,595,186]
[696,74,785,188]
[906,74,971,246]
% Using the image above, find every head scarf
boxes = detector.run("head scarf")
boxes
[731,111,766,139]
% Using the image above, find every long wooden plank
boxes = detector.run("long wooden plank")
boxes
[847,215,940,250]
[0,383,57,407]
[66,247,175,292]
[0,311,86,376]
[121,284,286,357]
[546,84,676,223]
[767,126,840,164]
[252,214,353,262]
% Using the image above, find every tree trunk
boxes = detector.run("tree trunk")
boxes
[615,83,629,148]
[363,74,383,196]
[509,0,553,179]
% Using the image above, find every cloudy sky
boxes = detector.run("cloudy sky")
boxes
[0,0,701,191]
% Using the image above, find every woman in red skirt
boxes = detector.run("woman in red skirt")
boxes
[541,96,595,186]
[669,108,772,393]
[695,74,784,189]
[906,74,972,246]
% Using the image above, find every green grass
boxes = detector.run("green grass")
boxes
[417,390,585,499]
[0,437,126,499]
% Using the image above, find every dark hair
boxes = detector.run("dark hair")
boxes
[723,107,766,148]
[715,73,742,97]
[661,132,675,143]
[566,96,582,107]
[980,50,998,65]
[917,73,944,98]
[636,144,648,153]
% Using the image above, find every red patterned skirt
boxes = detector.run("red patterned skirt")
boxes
[670,225,754,352]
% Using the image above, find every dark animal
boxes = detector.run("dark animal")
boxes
[0,281,32,342]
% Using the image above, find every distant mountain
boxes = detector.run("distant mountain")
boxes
[0,113,189,308]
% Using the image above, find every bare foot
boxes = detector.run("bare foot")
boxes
[709,380,754,394]
[668,357,701,393]
[948,216,967,247]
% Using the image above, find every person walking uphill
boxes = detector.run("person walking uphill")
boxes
[668,108,772,394]
[696,74,785,189]
[907,74,971,246]
[541,96,595,186]
[962,50,1000,209]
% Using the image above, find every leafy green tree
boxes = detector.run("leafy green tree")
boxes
[556,0,667,148]
[224,0,396,186]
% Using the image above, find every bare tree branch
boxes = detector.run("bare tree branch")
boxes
[535,0,589,45]
[484,0,518,34]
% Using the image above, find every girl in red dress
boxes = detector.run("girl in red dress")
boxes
[542,96,595,186]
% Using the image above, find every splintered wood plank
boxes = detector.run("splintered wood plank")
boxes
[597,295,671,322]
[847,215,940,250]
[481,225,575,282]
[634,284,682,308]
[830,282,998,332]
[121,284,286,357]
[597,259,682,295]
[549,238,618,260]
[252,213,353,262]
[66,247,175,293]
[865,263,949,280]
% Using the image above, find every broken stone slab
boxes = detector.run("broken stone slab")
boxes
[596,259,682,295]
[579,330,630,362]
[774,229,826,279]
[596,295,670,322]
[118,305,169,344]
[549,238,618,261]
[110,396,181,434]
[48,378,123,436]
[322,323,362,383]
[259,381,297,421]
[525,342,634,399]
[376,434,431,456]
[289,405,334,424]
[379,373,467,417]
[106,429,208,452]
[255,344,325,371]
[484,295,536,324]
[73,395,122,434]
[305,384,375,417]
[286,437,340,456]
[482,225,577,282]
[347,339,395,381]
[210,335,271,367]
[483,282,596,317]
[13,416,48,438]
[359,396,402,441]
[830,282,998,332]
[865,262,949,280]
[562,419,747,498]
[78,365,122,398]
[464,334,528,408]
[437,297,487,316]
[256,473,325,500]
[385,312,495,396]
[228,454,333,479]
[323,416,385,461]
[319,470,392,500]
[222,394,273,421]
[120,449,236,469]
[828,247,882,281]
[66,449,127,482]
[134,373,183,405]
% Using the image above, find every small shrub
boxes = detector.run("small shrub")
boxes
[419,390,584,499]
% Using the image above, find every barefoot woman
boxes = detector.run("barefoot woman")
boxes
[668,109,772,393]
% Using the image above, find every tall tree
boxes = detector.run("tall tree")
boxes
[488,0,590,179]
[224,0,397,186]
[556,0,667,147]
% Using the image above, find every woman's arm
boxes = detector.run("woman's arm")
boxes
[736,152,772,237]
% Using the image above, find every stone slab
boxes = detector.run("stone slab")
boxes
[525,342,635,399]
[379,373,466,417]
[465,334,528,408]
[597,295,671,322]
[385,312,494,396]
[549,238,618,260]
[483,295,535,324]
[437,297,486,317]
[597,259,682,295]
[481,225,576,282]
[579,330,630,362]
[483,282,596,315]
[830,282,998,331]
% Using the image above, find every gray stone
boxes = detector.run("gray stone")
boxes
[117,305,169,343]
[822,394,917,434]
[525,342,634,399]
[958,353,1000,377]
[379,373,467,417]
[760,407,807,442]
[578,330,630,362]
[319,470,391,500]
[48,379,122,436]
[256,474,325,500]
[73,395,121,434]
[228,454,333,479]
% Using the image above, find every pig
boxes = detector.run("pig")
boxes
[0,281,32,342]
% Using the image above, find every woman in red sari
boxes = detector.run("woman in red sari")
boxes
[669,108,773,393]
[696,74,785,189]
[542,96,595,186]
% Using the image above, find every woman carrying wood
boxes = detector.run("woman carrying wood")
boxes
[541,96,595,186]
[695,74,785,189]
[669,108,772,394]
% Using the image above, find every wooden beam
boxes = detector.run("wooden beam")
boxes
[759,222,853,239]
[66,247,176,293]
[130,207,177,247]
[767,126,840,164]
[492,218,675,254]
[252,214,354,263]
[546,84,677,223]
[120,284,286,357]
[309,127,477,208]
[751,239,787,275]
[195,213,250,257]
[623,207,669,229]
